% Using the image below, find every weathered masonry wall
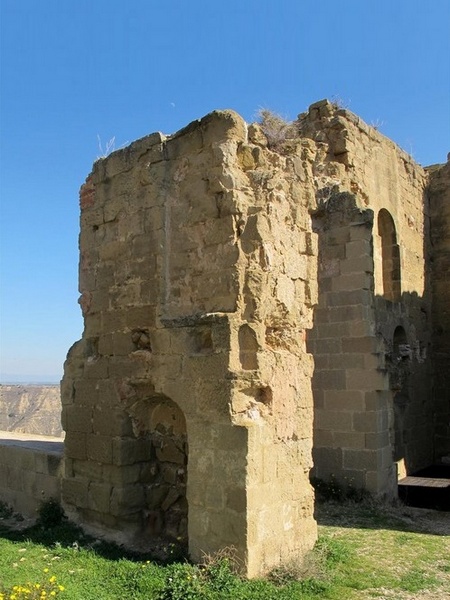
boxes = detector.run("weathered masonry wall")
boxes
[308,194,394,494]
[428,159,450,459]
[299,100,434,493]
[0,434,63,516]
[59,100,449,576]
[62,111,318,577]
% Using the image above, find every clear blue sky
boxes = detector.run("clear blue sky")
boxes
[0,0,449,382]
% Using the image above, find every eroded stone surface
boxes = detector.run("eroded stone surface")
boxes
[61,101,449,577]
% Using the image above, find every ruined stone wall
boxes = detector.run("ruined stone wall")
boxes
[62,111,318,576]
[428,158,450,460]
[300,100,433,491]
[62,99,446,575]
[0,434,63,517]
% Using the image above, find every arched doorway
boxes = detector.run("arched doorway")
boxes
[141,397,188,545]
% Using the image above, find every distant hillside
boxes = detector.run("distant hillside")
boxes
[0,384,63,437]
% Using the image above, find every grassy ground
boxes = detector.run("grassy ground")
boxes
[0,499,449,599]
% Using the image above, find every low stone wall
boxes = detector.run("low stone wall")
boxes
[0,433,63,518]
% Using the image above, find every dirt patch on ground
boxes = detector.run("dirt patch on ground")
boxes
[316,499,450,536]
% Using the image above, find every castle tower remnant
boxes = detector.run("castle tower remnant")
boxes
[61,110,319,577]
[62,100,447,576]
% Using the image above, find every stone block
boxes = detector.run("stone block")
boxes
[333,432,365,449]
[83,357,109,379]
[331,272,372,292]
[327,353,365,369]
[64,432,87,460]
[343,449,379,471]
[345,239,372,257]
[110,484,145,516]
[342,336,379,353]
[73,459,103,481]
[112,331,135,356]
[346,368,385,391]
[314,409,353,431]
[86,434,113,464]
[66,405,93,433]
[88,481,112,513]
[364,390,390,411]
[328,304,370,323]
[62,477,89,509]
[313,428,333,447]
[311,338,342,355]
[365,430,389,450]
[324,390,365,411]
[316,322,351,338]
[102,463,141,485]
[112,437,152,466]
[93,407,134,437]
[314,369,346,390]
[312,447,343,480]
[353,411,379,433]
[74,380,99,407]
[327,290,372,307]
[340,255,374,274]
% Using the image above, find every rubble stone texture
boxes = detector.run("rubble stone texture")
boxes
[61,100,449,577]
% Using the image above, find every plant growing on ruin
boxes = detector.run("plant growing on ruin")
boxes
[36,498,66,528]
[330,94,350,110]
[96,134,129,159]
[257,109,297,150]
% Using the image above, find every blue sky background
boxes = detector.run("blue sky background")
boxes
[0,0,449,382]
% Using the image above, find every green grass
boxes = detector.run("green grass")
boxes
[0,500,449,599]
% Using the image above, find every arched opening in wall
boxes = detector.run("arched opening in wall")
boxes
[378,209,401,302]
[142,398,188,547]
[390,326,410,468]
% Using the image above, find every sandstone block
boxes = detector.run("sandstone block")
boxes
[62,477,88,509]
[315,409,353,431]
[64,432,87,460]
[88,481,112,513]
[112,437,152,466]
[110,484,145,516]
[86,434,113,464]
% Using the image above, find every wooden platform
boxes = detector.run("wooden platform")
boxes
[398,476,450,488]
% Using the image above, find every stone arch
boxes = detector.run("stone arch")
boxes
[378,209,401,302]
[141,396,188,545]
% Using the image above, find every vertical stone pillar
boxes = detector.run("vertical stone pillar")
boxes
[309,192,395,495]
[428,159,450,460]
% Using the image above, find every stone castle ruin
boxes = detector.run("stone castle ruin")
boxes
[31,100,450,576]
